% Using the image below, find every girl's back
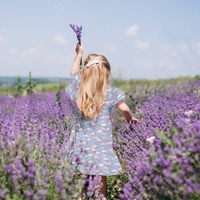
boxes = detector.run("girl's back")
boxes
[66,71,124,175]
[65,42,139,198]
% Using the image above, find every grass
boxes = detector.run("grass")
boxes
[112,76,196,92]
[1,75,199,97]
[0,82,67,97]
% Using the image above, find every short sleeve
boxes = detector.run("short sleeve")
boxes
[110,87,125,107]
[65,72,81,101]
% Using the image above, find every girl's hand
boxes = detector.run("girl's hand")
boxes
[75,42,84,55]
[130,117,139,125]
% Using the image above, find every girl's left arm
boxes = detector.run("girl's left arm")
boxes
[70,43,84,74]
[116,100,139,124]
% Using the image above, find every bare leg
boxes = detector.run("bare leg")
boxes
[79,174,86,200]
[81,175,107,199]
[99,176,107,199]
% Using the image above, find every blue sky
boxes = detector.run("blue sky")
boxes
[0,0,200,79]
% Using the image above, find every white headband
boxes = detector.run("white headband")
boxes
[86,59,99,68]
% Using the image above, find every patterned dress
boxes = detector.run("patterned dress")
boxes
[65,72,124,176]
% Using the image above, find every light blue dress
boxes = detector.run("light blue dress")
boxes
[65,72,124,175]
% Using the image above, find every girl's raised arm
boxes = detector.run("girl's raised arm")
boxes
[70,43,84,74]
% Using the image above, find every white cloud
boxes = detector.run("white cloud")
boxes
[156,43,191,71]
[161,45,171,52]
[179,43,188,52]
[26,47,37,55]
[52,53,60,58]
[106,45,117,52]
[133,39,149,51]
[10,49,18,55]
[197,42,200,55]
[53,34,67,45]
[0,36,6,44]
[125,24,139,36]
[6,44,72,72]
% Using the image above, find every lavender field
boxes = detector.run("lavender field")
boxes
[0,79,200,200]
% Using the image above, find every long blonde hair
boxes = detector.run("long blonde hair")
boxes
[77,54,111,119]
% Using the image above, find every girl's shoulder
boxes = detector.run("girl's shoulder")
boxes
[70,71,81,86]
[65,71,81,101]
[107,85,124,94]
[71,71,81,80]
[106,85,125,105]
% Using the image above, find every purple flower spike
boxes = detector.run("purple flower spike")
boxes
[70,24,82,43]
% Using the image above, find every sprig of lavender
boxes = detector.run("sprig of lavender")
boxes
[70,24,82,44]
[69,24,83,67]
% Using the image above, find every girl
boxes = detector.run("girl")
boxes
[65,43,139,199]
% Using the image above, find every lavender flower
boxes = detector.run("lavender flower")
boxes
[0,79,200,199]
[70,24,82,43]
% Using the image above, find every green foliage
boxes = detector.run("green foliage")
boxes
[194,74,200,80]
[1,72,38,97]
[1,75,198,97]
[125,93,140,113]
[24,72,36,95]
[5,194,24,200]
[56,90,61,107]
[0,132,82,199]
[35,83,66,93]
[16,76,23,97]
[112,76,194,93]
[107,174,128,199]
